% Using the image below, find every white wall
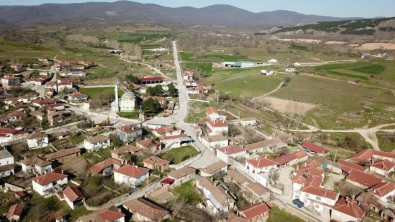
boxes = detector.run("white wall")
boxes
[114,171,149,188]
[370,166,390,176]
[331,210,358,222]
[201,139,228,149]
[0,156,14,166]
[32,177,68,196]
[84,140,110,151]
[27,137,49,149]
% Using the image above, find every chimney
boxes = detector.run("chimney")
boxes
[225,148,228,154]
[61,170,64,174]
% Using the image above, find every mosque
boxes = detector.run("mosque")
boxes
[111,81,136,112]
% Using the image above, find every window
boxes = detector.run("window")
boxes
[316,197,321,201]
[305,194,309,197]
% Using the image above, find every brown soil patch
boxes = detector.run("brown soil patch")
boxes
[325,41,348,45]
[357,43,395,51]
[274,38,322,44]
[257,97,317,114]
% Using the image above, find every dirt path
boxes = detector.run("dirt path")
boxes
[252,81,284,101]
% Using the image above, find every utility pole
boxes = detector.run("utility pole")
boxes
[333,149,338,162]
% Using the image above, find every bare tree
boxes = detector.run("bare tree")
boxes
[337,181,363,197]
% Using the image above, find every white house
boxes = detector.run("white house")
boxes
[205,107,226,121]
[201,135,228,149]
[370,159,395,176]
[246,157,278,181]
[116,124,143,143]
[20,156,52,175]
[84,135,110,151]
[268,59,278,63]
[0,149,15,177]
[200,161,228,177]
[183,71,193,81]
[26,132,49,149]
[240,118,258,127]
[0,128,29,144]
[297,185,339,213]
[153,125,183,137]
[32,172,68,196]
[114,164,149,188]
[63,186,85,210]
[285,68,297,72]
[369,182,395,202]
[331,197,368,222]
[207,120,228,136]
[195,177,235,214]
[216,146,246,163]
[160,134,192,149]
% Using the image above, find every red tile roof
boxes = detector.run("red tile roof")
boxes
[160,134,190,141]
[371,159,395,171]
[117,124,141,133]
[155,125,181,135]
[111,145,140,155]
[244,139,282,151]
[337,160,365,173]
[6,203,23,219]
[351,149,395,163]
[99,210,125,221]
[114,164,149,178]
[207,119,228,128]
[69,93,87,98]
[369,182,395,197]
[143,156,170,166]
[167,167,195,179]
[239,202,270,220]
[274,153,298,165]
[0,128,28,137]
[300,185,338,200]
[346,169,382,188]
[139,77,163,82]
[32,172,67,186]
[88,158,123,174]
[217,145,245,155]
[294,150,308,159]
[123,198,169,221]
[332,196,368,219]
[136,138,160,149]
[301,142,328,153]
[246,157,278,168]
[206,107,219,115]
[63,186,85,202]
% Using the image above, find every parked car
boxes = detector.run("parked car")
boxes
[292,199,304,208]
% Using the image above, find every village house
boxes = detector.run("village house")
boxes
[135,138,161,152]
[345,169,382,189]
[76,207,125,222]
[195,177,235,214]
[160,134,192,149]
[139,76,163,85]
[152,125,183,137]
[18,95,40,103]
[20,156,52,174]
[88,158,123,175]
[292,166,325,192]
[207,119,228,136]
[111,145,141,161]
[368,182,395,203]
[240,118,258,127]
[1,75,21,87]
[0,111,26,123]
[114,164,150,188]
[84,135,110,151]
[244,139,286,153]
[246,157,278,185]
[183,71,193,81]
[51,131,70,140]
[370,159,395,176]
[0,149,15,177]
[274,151,308,167]
[301,141,328,156]
[206,107,226,121]
[27,77,46,86]
[160,167,195,188]
[63,186,85,210]
[351,149,395,163]
[297,185,339,213]
[187,85,208,95]
[123,197,170,222]
[216,145,246,163]
[0,87,6,97]
[201,134,229,149]
[246,183,271,202]
[32,99,56,108]
[0,128,29,144]
[337,159,366,174]
[26,132,49,149]
[57,80,73,92]
[185,80,197,88]
[6,203,23,222]
[67,93,88,103]
[331,196,368,222]
[143,156,170,172]
[116,124,143,143]
[45,147,81,163]
[32,171,68,196]
[237,202,271,221]
[200,161,228,177]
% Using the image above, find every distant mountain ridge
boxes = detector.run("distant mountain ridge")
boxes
[0,1,365,28]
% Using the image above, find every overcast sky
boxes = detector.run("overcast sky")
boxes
[0,0,393,18]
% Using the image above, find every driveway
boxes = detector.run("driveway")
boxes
[277,166,294,199]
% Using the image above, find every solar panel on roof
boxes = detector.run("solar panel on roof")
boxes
[359,204,365,211]
[302,173,308,179]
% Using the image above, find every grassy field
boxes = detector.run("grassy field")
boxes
[207,66,275,82]
[267,206,305,222]
[185,101,220,123]
[159,146,199,164]
[271,75,395,129]
[289,45,309,51]
[172,180,203,204]
[183,62,213,73]
[117,112,139,119]
[314,62,385,82]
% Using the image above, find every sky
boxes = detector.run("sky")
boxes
[0,0,393,18]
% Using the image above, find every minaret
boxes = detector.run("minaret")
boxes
[114,80,119,112]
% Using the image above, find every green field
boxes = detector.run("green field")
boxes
[172,180,203,204]
[80,87,124,99]
[271,75,395,129]
[314,62,385,82]
[289,45,308,51]
[267,206,304,222]
[159,146,199,164]
[184,62,212,73]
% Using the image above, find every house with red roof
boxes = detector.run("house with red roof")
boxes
[88,158,123,175]
[68,93,88,103]
[136,138,161,152]
[350,149,395,164]
[116,124,143,143]
[237,202,271,221]
[274,150,308,167]
[246,157,278,186]
[0,128,29,144]
[114,164,150,188]
[63,186,85,209]
[26,132,49,149]
[161,167,195,188]
[298,185,339,213]
[32,172,68,196]
[217,145,246,163]
[206,107,226,121]
[337,159,366,174]
[207,119,228,136]
[331,196,368,222]
[159,134,192,149]
[370,159,395,176]
[6,203,23,221]
[138,76,163,85]
[345,169,382,189]
[111,145,141,161]
[77,207,125,222]
[123,197,170,222]
[301,142,328,156]
[1,75,21,87]
[143,156,170,172]
[0,111,26,123]
[368,182,395,202]
[153,125,183,137]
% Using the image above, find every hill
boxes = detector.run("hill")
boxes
[0,1,362,28]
